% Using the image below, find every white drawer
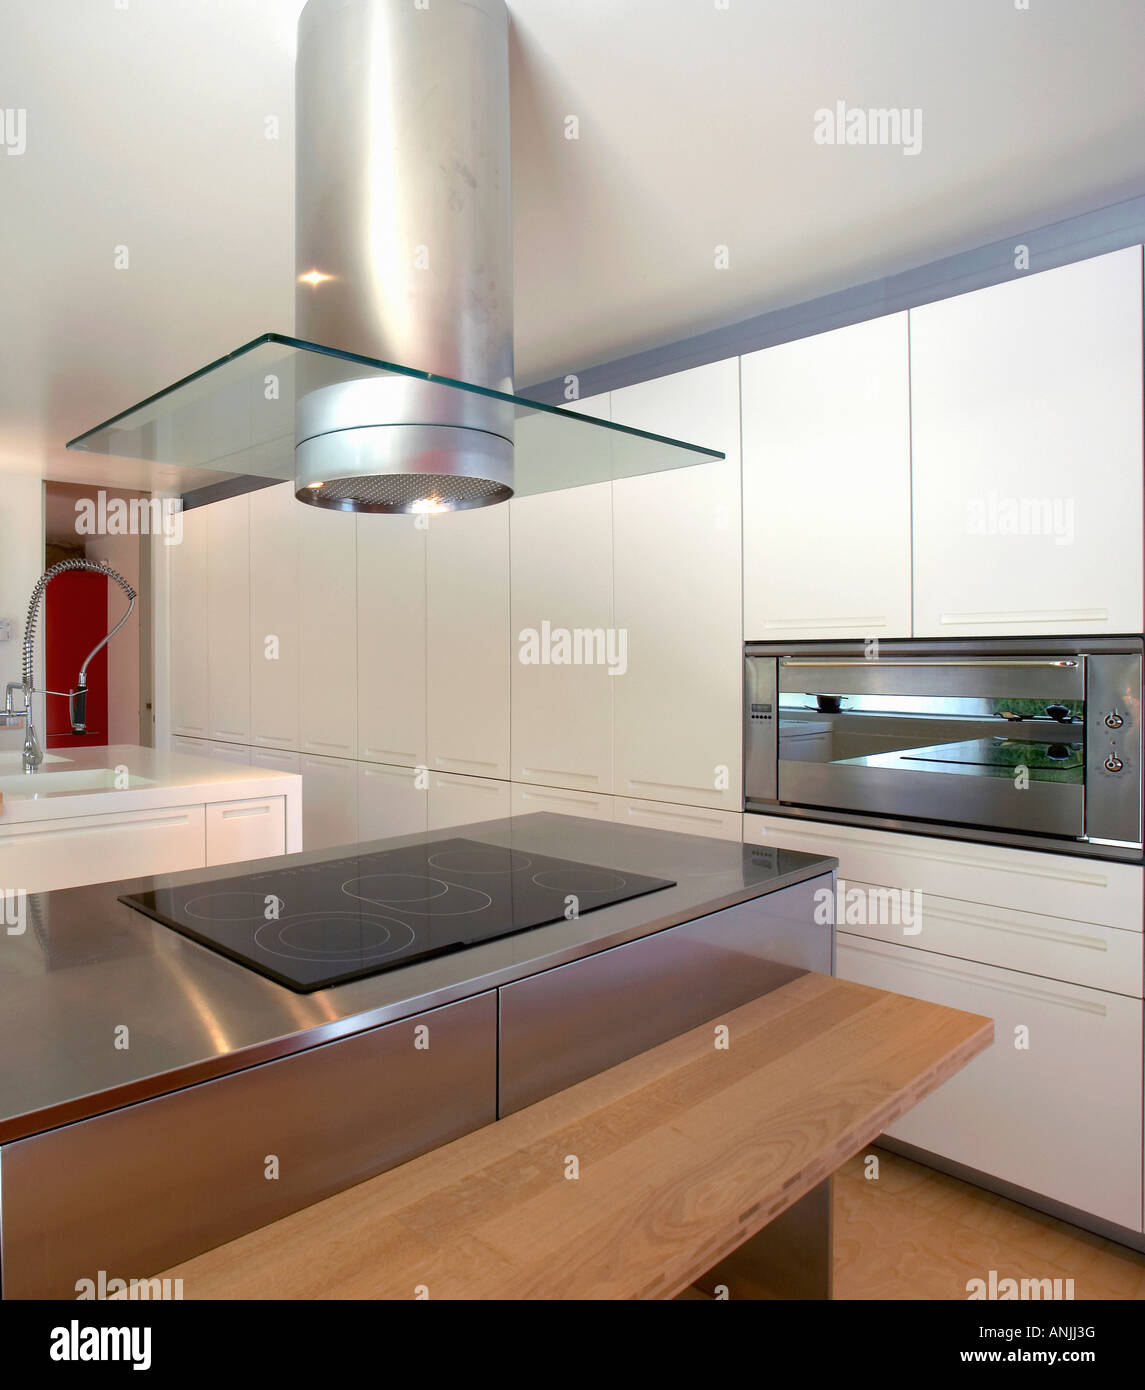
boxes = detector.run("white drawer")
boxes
[614,798,742,841]
[205,797,287,867]
[0,806,207,893]
[511,783,613,822]
[838,883,1142,996]
[837,934,1143,1231]
[746,813,1143,932]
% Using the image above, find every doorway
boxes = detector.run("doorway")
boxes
[43,483,153,750]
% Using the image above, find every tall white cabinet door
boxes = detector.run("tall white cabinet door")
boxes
[911,246,1145,636]
[358,761,429,840]
[298,506,357,759]
[357,515,427,768]
[249,484,299,752]
[509,482,613,793]
[426,506,510,780]
[610,359,743,812]
[742,313,912,640]
[169,505,209,738]
[205,493,251,744]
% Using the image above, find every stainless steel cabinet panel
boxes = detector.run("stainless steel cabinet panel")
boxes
[498,876,833,1115]
[1,991,496,1299]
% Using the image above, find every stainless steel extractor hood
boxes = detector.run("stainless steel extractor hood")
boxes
[294,0,514,513]
[67,0,723,504]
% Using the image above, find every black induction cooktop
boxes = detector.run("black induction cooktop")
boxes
[120,837,675,992]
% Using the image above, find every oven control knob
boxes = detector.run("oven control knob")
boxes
[1105,754,1124,773]
[1104,711,1125,730]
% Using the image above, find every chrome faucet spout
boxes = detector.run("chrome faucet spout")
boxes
[18,560,138,772]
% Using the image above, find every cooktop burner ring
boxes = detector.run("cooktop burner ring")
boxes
[253,912,418,964]
[531,867,630,894]
[183,891,285,924]
[427,847,533,875]
[340,873,494,916]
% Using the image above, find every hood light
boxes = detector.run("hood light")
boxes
[410,495,450,515]
[298,270,334,287]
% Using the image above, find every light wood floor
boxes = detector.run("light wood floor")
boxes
[833,1149,1145,1300]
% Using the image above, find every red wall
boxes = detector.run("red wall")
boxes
[45,571,109,748]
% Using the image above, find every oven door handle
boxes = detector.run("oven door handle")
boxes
[779,658,1080,670]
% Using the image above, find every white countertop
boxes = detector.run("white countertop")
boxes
[0,744,300,826]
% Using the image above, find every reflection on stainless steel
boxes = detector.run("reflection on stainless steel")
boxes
[1,992,498,1298]
[499,876,832,1115]
[746,637,1144,858]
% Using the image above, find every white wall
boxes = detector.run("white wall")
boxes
[0,473,45,748]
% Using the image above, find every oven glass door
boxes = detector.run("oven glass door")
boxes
[775,657,1087,839]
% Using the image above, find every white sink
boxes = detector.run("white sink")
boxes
[0,768,156,797]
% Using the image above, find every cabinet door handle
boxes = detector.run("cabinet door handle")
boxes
[841,940,1109,1016]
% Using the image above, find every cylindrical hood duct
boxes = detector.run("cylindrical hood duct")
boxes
[294,0,514,513]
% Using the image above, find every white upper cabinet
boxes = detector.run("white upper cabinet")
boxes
[169,504,208,739]
[426,505,510,780]
[610,359,743,812]
[510,481,614,793]
[205,493,251,744]
[249,484,299,751]
[357,515,427,769]
[910,246,1145,637]
[742,313,912,640]
[298,505,357,758]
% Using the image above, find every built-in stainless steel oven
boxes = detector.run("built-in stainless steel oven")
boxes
[745,637,1143,860]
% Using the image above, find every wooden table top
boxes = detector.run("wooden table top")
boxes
[161,972,992,1300]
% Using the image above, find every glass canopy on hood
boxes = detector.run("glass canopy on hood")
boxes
[65,334,723,507]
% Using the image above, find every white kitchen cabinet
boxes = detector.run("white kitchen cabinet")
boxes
[741,313,912,640]
[837,934,1143,1230]
[427,770,511,831]
[744,812,1144,933]
[300,753,358,852]
[298,506,357,759]
[169,506,209,738]
[0,805,207,895]
[357,515,427,768]
[170,735,207,757]
[911,246,1145,636]
[610,360,742,811]
[613,796,742,841]
[510,782,613,822]
[833,887,1142,998]
[426,506,510,780]
[509,481,613,794]
[249,483,300,752]
[205,493,251,744]
[249,746,301,774]
[205,796,287,867]
[208,741,251,766]
[358,761,429,840]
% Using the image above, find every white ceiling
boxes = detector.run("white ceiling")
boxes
[2,0,1145,488]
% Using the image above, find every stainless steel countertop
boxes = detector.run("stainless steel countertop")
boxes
[0,813,835,1143]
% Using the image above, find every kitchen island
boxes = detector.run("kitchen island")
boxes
[0,812,836,1297]
[0,743,302,892]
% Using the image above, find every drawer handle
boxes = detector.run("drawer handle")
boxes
[522,767,599,787]
[841,940,1109,1016]
[3,812,193,842]
[220,805,270,820]
[913,903,1108,954]
[757,820,1109,890]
